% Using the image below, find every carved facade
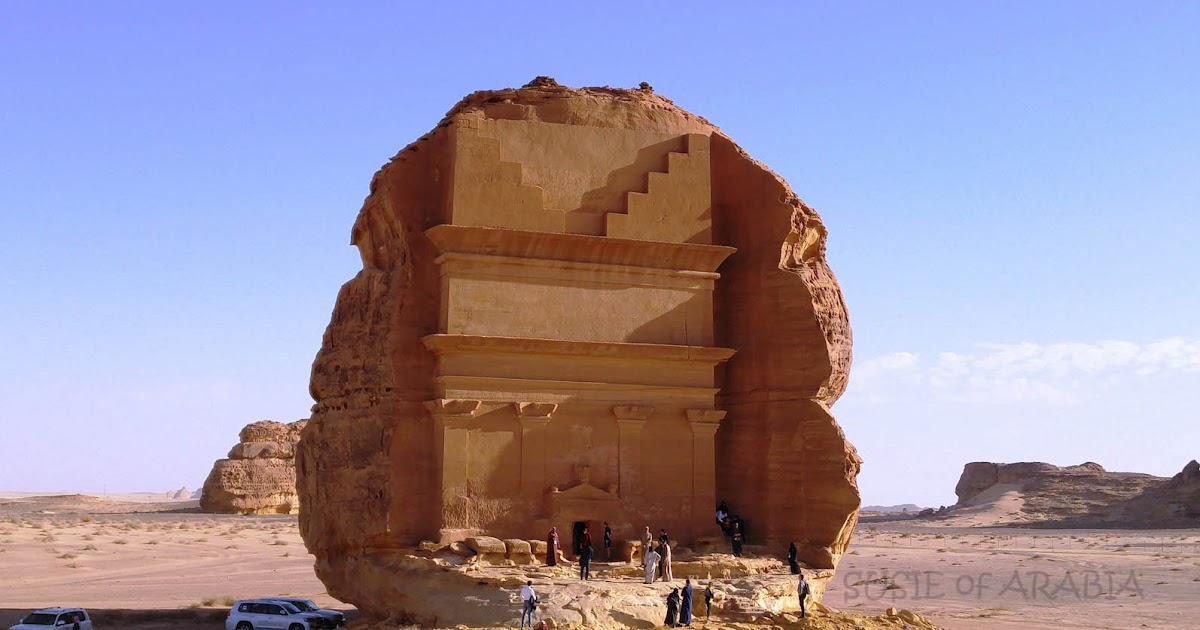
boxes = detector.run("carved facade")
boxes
[297,79,861,616]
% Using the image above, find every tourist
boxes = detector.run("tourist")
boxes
[715,501,729,527]
[733,514,746,538]
[731,522,744,557]
[643,526,654,561]
[519,580,537,629]
[546,526,559,566]
[579,525,593,580]
[603,522,612,561]
[680,578,694,626]
[797,571,811,619]
[787,541,799,574]
[660,541,673,582]
[720,514,733,538]
[644,545,661,583]
[665,588,681,627]
[658,529,669,578]
[704,583,715,621]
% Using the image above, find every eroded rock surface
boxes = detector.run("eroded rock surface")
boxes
[200,420,306,514]
[953,460,1200,526]
[297,78,860,622]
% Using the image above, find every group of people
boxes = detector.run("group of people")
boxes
[521,512,816,628]
[544,523,615,580]
[715,501,747,557]
[662,578,716,627]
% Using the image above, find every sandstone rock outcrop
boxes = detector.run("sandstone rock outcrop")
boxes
[296,78,860,621]
[200,420,306,514]
[953,460,1200,526]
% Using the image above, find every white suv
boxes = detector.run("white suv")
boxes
[263,599,344,629]
[225,600,322,630]
[8,608,92,630]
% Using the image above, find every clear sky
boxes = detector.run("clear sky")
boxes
[2,2,1197,507]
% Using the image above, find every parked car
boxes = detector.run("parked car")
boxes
[263,599,344,629]
[225,600,323,630]
[8,608,92,630]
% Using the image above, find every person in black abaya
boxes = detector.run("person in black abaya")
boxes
[665,588,681,627]
[787,541,800,574]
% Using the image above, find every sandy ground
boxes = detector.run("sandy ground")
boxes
[832,522,1200,629]
[2,494,1197,629]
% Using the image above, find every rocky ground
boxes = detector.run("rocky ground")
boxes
[2,495,1197,629]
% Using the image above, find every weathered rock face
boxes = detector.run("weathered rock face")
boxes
[200,420,306,514]
[296,78,860,620]
[953,460,1200,526]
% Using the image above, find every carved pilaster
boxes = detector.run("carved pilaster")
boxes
[686,408,726,532]
[425,399,481,500]
[613,405,654,498]
[514,402,557,496]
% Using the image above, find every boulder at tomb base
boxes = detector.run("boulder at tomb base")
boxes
[200,419,306,514]
[296,78,860,621]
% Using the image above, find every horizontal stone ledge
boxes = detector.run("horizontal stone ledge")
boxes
[423,334,735,363]
[425,223,736,272]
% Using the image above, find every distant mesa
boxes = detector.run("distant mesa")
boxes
[951,459,1200,527]
[200,419,306,514]
[861,504,926,514]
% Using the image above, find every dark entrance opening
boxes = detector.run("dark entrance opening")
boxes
[571,521,588,556]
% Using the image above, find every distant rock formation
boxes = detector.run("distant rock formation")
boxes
[200,420,306,514]
[953,460,1200,527]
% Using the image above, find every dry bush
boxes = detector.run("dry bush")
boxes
[113,539,128,545]
[58,552,78,559]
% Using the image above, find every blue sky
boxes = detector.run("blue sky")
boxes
[1,2,1197,506]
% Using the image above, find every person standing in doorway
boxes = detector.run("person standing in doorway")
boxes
[603,522,612,561]
[579,526,593,580]
[787,541,800,574]
[731,522,744,557]
[546,526,559,566]
[519,581,537,629]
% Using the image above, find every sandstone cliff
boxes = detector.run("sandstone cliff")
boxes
[296,77,861,622]
[200,420,306,514]
[953,460,1200,527]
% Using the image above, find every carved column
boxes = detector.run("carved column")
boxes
[425,399,481,501]
[687,409,726,533]
[613,405,654,499]
[514,402,557,497]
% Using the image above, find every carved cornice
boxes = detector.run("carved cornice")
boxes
[513,402,558,418]
[424,399,481,420]
[613,405,655,421]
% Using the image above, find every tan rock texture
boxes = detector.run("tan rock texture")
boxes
[296,77,860,620]
[953,460,1200,526]
[200,419,306,514]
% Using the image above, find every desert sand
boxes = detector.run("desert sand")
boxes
[2,494,1197,629]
